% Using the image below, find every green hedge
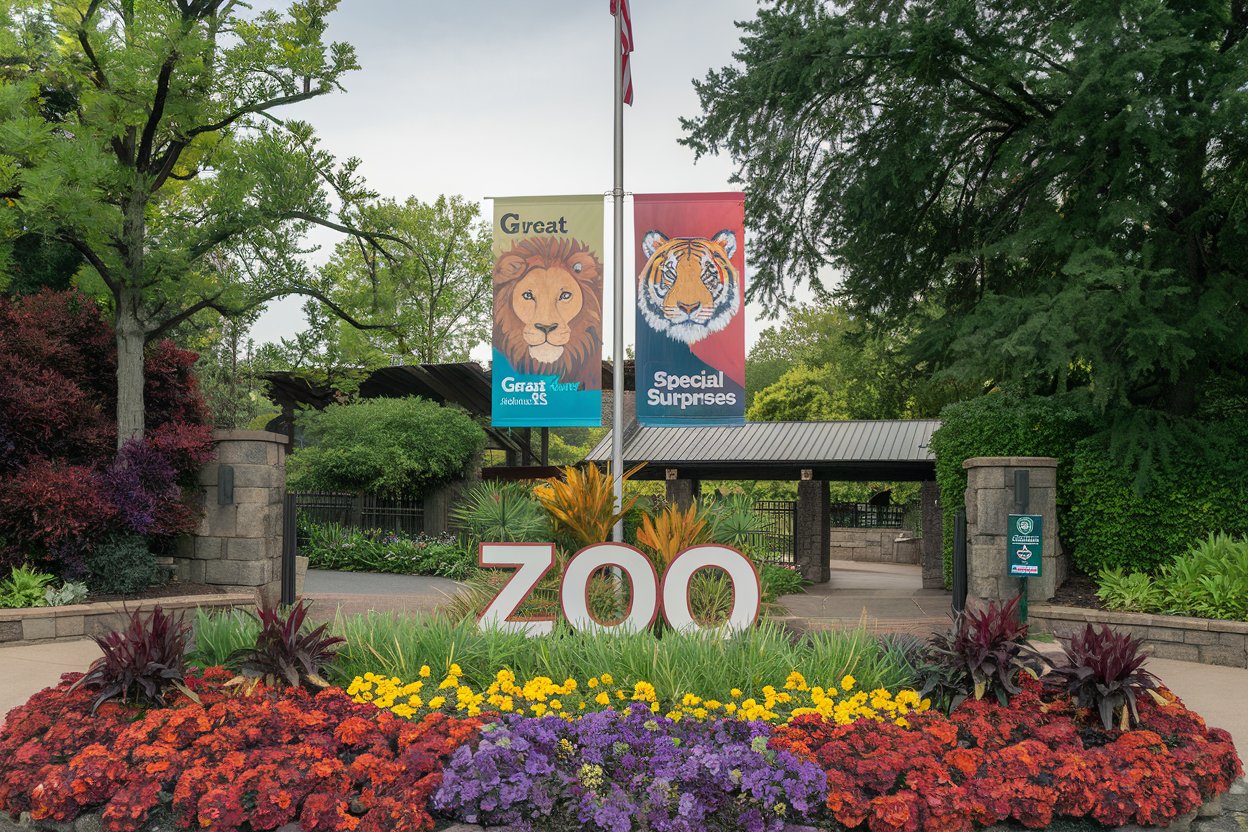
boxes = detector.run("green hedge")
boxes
[932,394,1248,583]
[929,394,1092,587]
[1066,424,1248,574]
[288,396,486,497]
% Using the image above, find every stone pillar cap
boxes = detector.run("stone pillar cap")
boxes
[962,456,1058,469]
[211,429,289,444]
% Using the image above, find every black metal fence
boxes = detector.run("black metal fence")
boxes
[291,491,425,544]
[746,499,796,566]
[830,502,907,529]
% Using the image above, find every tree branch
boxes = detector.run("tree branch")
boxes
[138,54,179,169]
[185,87,329,138]
[145,285,397,341]
[63,233,118,293]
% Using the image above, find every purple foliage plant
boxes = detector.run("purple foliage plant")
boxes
[105,439,183,536]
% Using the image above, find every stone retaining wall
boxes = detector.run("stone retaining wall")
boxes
[1030,604,1248,668]
[830,527,921,564]
[4,780,1244,832]
[0,594,253,645]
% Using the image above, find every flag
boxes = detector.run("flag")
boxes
[610,0,634,105]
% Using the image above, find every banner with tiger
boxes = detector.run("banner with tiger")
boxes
[491,195,604,427]
[634,192,746,426]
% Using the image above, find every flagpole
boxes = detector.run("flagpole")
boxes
[611,2,625,543]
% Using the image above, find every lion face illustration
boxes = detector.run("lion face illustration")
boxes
[494,237,602,389]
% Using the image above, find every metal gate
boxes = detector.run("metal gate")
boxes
[747,499,796,566]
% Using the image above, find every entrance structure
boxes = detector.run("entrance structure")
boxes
[585,420,943,587]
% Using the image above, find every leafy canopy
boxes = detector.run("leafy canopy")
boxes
[0,0,393,443]
[321,195,493,365]
[684,0,1248,456]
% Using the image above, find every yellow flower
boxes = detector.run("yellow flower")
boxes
[841,674,856,692]
[600,673,613,685]
[428,696,446,709]
[595,692,610,706]
[419,665,431,678]
[730,688,743,698]
[587,678,598,688]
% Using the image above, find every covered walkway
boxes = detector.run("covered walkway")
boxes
[585,420,945,588]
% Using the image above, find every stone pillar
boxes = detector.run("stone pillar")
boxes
[176,430,286,604]
[963,457,1064,603]
[795,478,831,584]
[423,485,451,536]
[665,473,699,512]
[920,481,945,589]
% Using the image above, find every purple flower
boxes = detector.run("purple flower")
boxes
[433,705,826,831]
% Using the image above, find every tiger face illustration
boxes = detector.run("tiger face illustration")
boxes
[637,229,740,345]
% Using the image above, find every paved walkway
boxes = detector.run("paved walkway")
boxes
[779,560,953,635]
[303,569,465,619]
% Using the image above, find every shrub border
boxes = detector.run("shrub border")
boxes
[0,594,252,645]
[1030,603,1248,668]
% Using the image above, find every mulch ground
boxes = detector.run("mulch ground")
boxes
[86,582,235,604]
[1048,573,1107,611]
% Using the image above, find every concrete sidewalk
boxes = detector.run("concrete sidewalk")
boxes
[303,569,467,619]
[779,560,954,635]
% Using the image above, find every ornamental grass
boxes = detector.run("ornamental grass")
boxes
[348,665,929,726]
[329,613,914,701]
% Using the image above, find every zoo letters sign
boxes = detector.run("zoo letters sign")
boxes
[634,192,746,426]
[492,195,604,427]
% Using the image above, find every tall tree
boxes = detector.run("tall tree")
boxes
[684,0,1248,454]
[747,303,972,417]
[322,195,493,364]
[0,0,391,446]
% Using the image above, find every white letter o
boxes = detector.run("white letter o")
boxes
[660,545,761,636]
[560,543,659,634]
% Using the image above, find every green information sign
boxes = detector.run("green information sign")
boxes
[1007,514,1043,577]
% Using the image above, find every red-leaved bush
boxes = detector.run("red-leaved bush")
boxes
[770,677,1243,832]
[0,290,213,571]
[0,669,481,832]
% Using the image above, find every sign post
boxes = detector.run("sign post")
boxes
[1008,469,1042,624]
[1007,475,1042,624]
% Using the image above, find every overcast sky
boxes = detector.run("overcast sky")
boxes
[250,0,808,359]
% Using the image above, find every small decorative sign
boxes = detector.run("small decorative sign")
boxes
[1007,514,1043,577]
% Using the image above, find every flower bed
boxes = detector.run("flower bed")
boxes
[1,671,1241,832]
[349,667,927,725]
[0,669,480,832]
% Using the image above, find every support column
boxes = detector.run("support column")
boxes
[795,477,831,584]
[963,457,1064,602]
[177,430,286,605]
[665,469,699,511]
[920,480,945,589]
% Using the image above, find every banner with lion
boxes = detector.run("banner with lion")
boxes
[491,195,604,427]
[634,192,746,427]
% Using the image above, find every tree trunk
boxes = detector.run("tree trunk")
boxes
[115,288,146,447]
